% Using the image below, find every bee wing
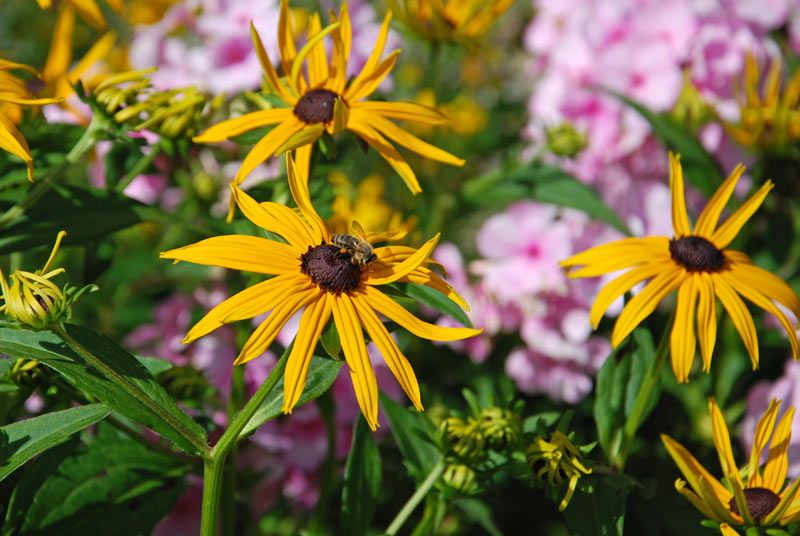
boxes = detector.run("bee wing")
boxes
[350,220,368,240]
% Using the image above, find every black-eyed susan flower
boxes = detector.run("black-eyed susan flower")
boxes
[561,154,800,382]
[726,53,800,149]
[160,153,480,430]
[526,430,593,511]
[0,59,63,181]
[193,0,464,220]
[662,399,800,529]
[388,0,513,43]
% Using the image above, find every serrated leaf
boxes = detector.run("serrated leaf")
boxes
[239,355,342,438]
[0,404,110,482]
[342,418,382,536]
[380,393,441,480]
[403,283,471,328]
[0,326,207,454]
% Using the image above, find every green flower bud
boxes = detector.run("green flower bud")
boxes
[545,122,588,158]
[442,464,480,496]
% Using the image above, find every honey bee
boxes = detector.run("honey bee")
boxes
[332,221,377,267]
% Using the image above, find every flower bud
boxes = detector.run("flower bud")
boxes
[442,464,480,495]
[545,122,588,158]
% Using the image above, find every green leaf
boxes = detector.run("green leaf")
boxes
[19,422,186,536]
[462,162,630,235]
[594,329,657,459]
[320,319,342,359]
[0,185,148,254]
[239,355,342,438]
[341,418,382,536]
[135,356,173,376]
[0,404,110,482]
[402,283,472,328]
[380,393,441,480]
[230,126,271,146]
[562,474,636,536]
[612,92,722,196]
[452,498,503,536]
[0,325,207,454]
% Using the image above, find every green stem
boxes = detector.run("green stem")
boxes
[385,460,445,536]
[221,364,245,536]
[199,349,289,536]
[52,322,209,456]
[309,391,336,531]
[115,143,163,192]
[613,315,675,468]
[0,118,103,231]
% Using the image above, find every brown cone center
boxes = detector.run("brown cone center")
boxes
[301,244,363,293]
[294,89,338,124]
[669,236,726,272]
[728,487,781,523]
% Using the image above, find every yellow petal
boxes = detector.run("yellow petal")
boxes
[669,153,692,237]
[328,7,349,94]
[396,266,470,311]
[610,265,685,348]
[184,273,311,343]
[747,399,780,488]
[719,523,740,536]
[661,434,733,510]
[235,289,318,365]
[160,235,300,275]
[769,476,800,525]
[305,14,329,88]
[763,406,794,492]
[347,114,421,193]
[362,285,481,341]
[346,50,401,102]
[709,398,744,489]
[0,115,33,181]
[331,293,379,430]
[250,21,297,103]
[366,233,440,285]
[70,0,106,29]
[694,163,746,238]
[286,152,328,243]
[193,108,294,143]
[674,479,720,522]
[713,275,760,368]
[232,118,306,188]
[353,295,422,410]
[711,181,774,249]
[588,263,665,328]
[278,0,297,77]
[351,101,450,125]
[695,272,717,372]
[670,275,698,383]
[727,259,800,319]
[363,113,464,166]
[560,237,670,273]
[283,292,332,413]
[346,10,392,99]
[231,185,315,249]
[68,31,116,86]
[290,22,340,92]
[43,4,75,83]
[727,478,755,525]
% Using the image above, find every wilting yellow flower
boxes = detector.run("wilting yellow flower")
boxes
[561,154,800,382]
[193,0,464,221]
[161,153,479,430]
[36,0,122,29]
[527,430,592,511]
[388,0,513,43]
[328,171,415,237]
[662,399,800,528]
[0,59,63,181]
[0,231,68,330]
[727,53,800,149]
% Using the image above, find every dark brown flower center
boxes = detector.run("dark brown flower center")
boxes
[669,236,726,272]
[294,89,339,124]
[728,487,781,523]
[300,244,363,293]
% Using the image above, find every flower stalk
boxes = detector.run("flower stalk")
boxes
[385,460,446,536]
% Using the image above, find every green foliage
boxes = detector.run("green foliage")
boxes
[561,474,636,536]
[342,418,382,536]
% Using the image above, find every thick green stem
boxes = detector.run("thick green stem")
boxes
[0,118,103,231]
[199,349,289,536]
[385,461,445,536]
[613,315,675,468]
[115,143,163,192]
[221,364,245,536]
[52,323,209,456]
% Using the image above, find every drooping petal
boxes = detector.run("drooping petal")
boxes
[661,434,733,512]
[232,118,306,188]
[365,233,440,285]
[695,272,717,372]
[746,399,780,488]
[353,295,422,411]
[286,151,328,243]
[669,153,692,237]
[331,293,379,430]
[361,285,481,341]
[763,406,795,493]
[160,235,299,275]
[727,260,800,318]
[674,480,719,522]
[184,273,311,343]
[365,114,464,166]
[709,399,744,489]
[193,108,294,143]
[235,289,318,365]
[670,275,698,383]
[711,181,774,249]
[588,263,666,328]
[0,114,33,181]
[560,237,670,273]
[351,101,450,125]
[282,292,331,413]
[694,163,746,238]
[231,185,314,250]
[713,275,760,368]
[347,115,421,193]
[610,265,686,348]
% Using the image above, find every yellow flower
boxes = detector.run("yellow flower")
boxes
[193,0,465,221]
[36,0,122,29]
[561,154,800,382]
[526,430,592,511]
[726,53,800,149]
[662,398,800,528]
[388,0,513,43]
[160,153,480,430]
[327,171,415,237]
[0,231,68,330]
[0,59,63,181]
